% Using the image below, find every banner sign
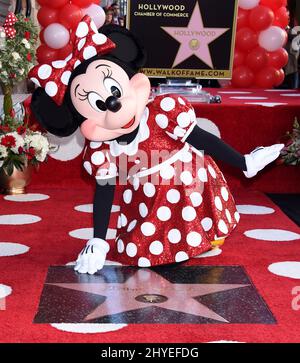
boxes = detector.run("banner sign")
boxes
[126,0,238,79]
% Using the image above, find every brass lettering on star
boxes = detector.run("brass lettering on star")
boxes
[141,68,231,78]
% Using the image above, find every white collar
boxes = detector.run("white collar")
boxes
[107,107,150,157]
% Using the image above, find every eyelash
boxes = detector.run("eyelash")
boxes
[77,68,113,101]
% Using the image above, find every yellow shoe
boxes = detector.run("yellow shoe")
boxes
[211,238,225,248]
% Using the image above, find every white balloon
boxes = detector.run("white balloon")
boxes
[44,23,70,50]
[82,5,106,29]
[239,0,260,10]
[258,26,287,52]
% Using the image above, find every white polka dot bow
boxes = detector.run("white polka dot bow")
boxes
[29,15,116,106]
[3,12,17,39]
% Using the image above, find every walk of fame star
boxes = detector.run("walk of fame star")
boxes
[161,2,230,68]
[34,265,276,324]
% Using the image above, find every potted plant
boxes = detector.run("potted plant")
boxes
[278,118,300,166]
[0,13,50,194]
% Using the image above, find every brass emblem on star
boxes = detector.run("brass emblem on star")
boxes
[135,294,168,304]
[189,39,200,50]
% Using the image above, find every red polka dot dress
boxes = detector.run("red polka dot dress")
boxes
[83,94,240,267]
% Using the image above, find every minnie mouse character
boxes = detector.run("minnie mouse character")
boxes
[30,16,284,275]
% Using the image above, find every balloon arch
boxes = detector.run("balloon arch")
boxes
[36,0,105,63]
[231,0,289,88]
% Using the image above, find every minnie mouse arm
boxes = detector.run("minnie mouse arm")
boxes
[153,94,284,176]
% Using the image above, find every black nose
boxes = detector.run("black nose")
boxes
[105,96,122,113]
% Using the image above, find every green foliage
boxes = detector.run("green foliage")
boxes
[280,118,300,166]
[0,14,38,86]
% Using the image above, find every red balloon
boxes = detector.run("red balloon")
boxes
[72,0,94,7]
[44,0,69,9]
[232,66,254,88]
[267,48,288,68]
[36,45,58,64]
[249,6,274,31]
[246,47,268,70]
[274,68,285,86]
[255,67,277,88]
[237,8,249,30]
[59,4,83,30]
[37,0,48,5]
[58,43,74,59]
[37,7,58,27]
[260,0,287,11]
[39,29,45,44]
[273,7,290,29]
[233,49,245,67]
[235,27,258,52]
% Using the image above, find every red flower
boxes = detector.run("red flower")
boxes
[0,125,11,133]
[24,18,30,22]
[26,53,32,61]
[9,73,16,79]
[1,135,16,148]
[18,146,24,154]
[24,31,31,40]
[27,147,35,161]
[17,126,26,135]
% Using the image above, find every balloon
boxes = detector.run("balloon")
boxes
[231,66,254,87]
[249,6,274,31]
[267,48,288,68]
[246,46,268,70]
[258,26,287,52]
[273,7,290,29]
[255,66,277,88]
[58,43,74,60]
[72,0,94,8]
[82,4,106,28]
[37,7,58,28]
[260,0,287,11]
[39,29,45,44]
[274,68,285,86]
[37,0,48,5]
[233,49,245,67]
[44,23,70,50]
[44,0,69,9]
[236,27,258,52]
[37,45,58,64]
[238,0,260,10]
[237,8,249,30]
[59,4,83,29]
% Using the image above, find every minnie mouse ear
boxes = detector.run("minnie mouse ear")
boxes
[99,24,147,72]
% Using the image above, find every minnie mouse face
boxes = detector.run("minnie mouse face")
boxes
[70,59,150,141]
[30,21,150,140]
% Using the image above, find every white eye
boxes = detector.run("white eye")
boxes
[104,78,123,98]
[87,92,106,112]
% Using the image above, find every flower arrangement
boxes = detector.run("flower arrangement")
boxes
[279,118,300,166]
[0,13,50,177]
[0,121,50,176]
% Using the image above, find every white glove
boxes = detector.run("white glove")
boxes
[243,144,285,178]
[74,238,109,275]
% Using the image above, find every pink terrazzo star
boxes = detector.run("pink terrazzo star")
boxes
[162,2,230,68]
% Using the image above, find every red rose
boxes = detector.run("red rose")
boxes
[17,126,26,135]
[24,18,30,22]
[24,31,31,40]
[1,135,16,148]
[26,53,32,61]
[18,146,24,154]
[9,73,16,79]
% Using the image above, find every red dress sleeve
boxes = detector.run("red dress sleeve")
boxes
[151,94,197,142]
[83,141,118,179]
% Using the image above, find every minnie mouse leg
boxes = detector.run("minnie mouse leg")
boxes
[74,181,115,275]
